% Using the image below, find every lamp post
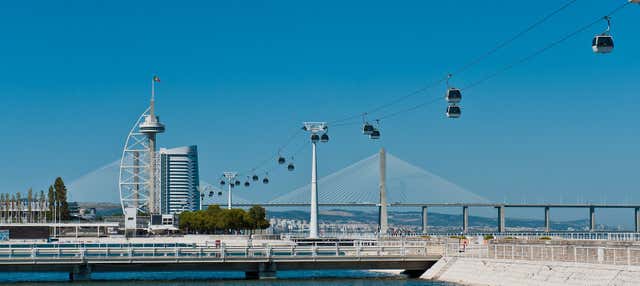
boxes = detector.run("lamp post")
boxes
[302,122,329,239]
[222,172,238,210]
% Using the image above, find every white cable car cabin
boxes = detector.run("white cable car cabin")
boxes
[446,105,461,118]
[593,16,614,54]
[362,123,374,135]
[592,35,614,54]
[445,88,462,103]
[369,129,380,139]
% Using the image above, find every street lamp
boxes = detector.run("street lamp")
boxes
[302,122,329,239]
[221,172,238,210]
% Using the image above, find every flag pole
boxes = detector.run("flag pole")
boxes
[150,76,155,117]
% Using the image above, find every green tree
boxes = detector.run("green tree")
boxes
[248,206,270,230]
[178,205,270,234]
[47,186,55,221]
[53,177,70,220]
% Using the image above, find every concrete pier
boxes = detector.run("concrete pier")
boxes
[544,206,550,233]
[69,265,91,281]
[462,206,469,234]
[497,206,505,233]
[378,148,388,234]
[589,206,596,232]
[635,208,640,233]
[422,206,428,234]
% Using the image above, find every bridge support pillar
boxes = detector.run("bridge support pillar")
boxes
[589,206,596,232]
[69,264,91,281]
[497,206,505,233]
[544,206,550,233]
[379,148,389,235]
[421,206,428,234]
[462,206,469,234]
[635,208,640,233]
[246,262,277,279]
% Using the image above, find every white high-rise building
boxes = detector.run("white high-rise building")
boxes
[159,145,200,214]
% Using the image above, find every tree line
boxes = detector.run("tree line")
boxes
[0,177,70,223]
[179,205,270,234]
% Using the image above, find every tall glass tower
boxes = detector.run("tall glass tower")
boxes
[159,145,200,214]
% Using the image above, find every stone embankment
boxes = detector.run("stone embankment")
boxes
[423,239,640,286]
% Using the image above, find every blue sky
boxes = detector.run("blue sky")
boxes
[0,1,639,224]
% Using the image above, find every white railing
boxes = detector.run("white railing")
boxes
[445,243,640,266]
[280,232,640,241]
[0,242,445,263]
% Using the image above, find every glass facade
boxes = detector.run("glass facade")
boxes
[160,145,200,214]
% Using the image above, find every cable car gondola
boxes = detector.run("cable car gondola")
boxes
[592,35,614,54]
[311,134,320,143]
[362,123,374,135]
[218,192,223,196]
[263,177,269,184]
[288,163,295,171]
[446,105,461,118]
[370,129,380,139]
[445,88,462,103]
[252,175,259,181]
[244,181,250,187]
[593,16,614,54]
[209,191,214,197]
[278,156,286,164]
[320,133,329,143]
[219,180,225,186]
[235,180,241,186]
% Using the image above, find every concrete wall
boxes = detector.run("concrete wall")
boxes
[423,257,640,286]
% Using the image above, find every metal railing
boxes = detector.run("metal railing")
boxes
[282,232,640,241]
[0,241,444,263]
[446,243,640,266]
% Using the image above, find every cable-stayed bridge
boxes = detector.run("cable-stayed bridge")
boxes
[229,151,640,234]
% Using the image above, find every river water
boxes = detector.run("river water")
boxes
[0,270,459,285]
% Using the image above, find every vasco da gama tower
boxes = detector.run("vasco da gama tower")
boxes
[118,76,201,218]
[118,76,166,215]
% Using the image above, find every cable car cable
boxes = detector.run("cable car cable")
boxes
[330,0,581,125]
[461,0,632,91]
[367,0,634,122]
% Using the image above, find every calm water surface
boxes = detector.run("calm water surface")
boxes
[0,271,459,285]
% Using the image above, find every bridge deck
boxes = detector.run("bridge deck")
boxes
[0,244,442,276]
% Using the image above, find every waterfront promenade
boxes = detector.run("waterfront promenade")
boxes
[425,239,640,285]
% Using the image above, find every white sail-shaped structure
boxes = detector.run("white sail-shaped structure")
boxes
[118,107,155,214]
[270,152,488,204]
